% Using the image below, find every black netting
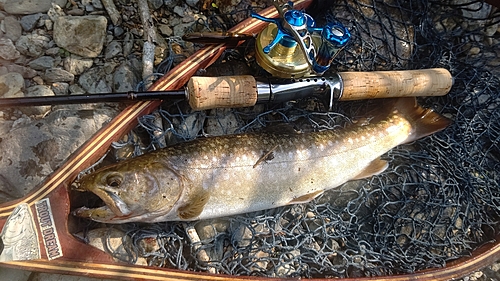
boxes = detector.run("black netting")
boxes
[73,0,500,278]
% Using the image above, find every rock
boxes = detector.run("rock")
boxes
[51,82,69,95]
[53,15,107,58]
[44,68,74,83]
[20,13,43,31]
[45,47,60,56]
[32,76,44,85]
[122,32,134,56]
[28,56,55,70]
[3,0,67,14]
[22,85,54,116]
[94,79,112,93]
[3,16,22,42]
[15,34,50,57]
[0,107,118,196]
[148,0,163,10]
[158,24,173,36]
[104,40,122,60]
[43,18,53,30]
[205,108,241,135]
[69,84,84,94]
[92,0,103,9]
[186,0,199,7]
[113,26,124,37]
[6,64,38,78]
[0,72,24,98]
[163,0,179,9]
[112,62,139,92]
[100,0,121,25]
[173,5,185,17]
[66,7,85,16]
[63,55,94,75]
[195,219,230,241]
[78,66,106,93]
[454,0,491,20]
[0,38,20,60]
[74,228,147,265]
[46,3,66,21]
[173,22,193,37]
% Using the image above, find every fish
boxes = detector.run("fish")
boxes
[72,98,450,223]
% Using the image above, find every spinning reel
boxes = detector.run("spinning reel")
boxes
[251,1,351,78]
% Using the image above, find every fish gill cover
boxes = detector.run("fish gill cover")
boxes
[73,0,499,278]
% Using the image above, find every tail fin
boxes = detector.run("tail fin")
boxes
[394,97,451,143]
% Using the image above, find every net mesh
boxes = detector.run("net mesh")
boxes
[74,0,500,278]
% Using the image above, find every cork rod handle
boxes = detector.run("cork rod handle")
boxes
[187,75,258,110]
[338,68,453,101]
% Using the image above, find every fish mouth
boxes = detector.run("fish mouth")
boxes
[72,179,131,219]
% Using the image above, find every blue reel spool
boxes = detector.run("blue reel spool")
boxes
[252,1,350,77]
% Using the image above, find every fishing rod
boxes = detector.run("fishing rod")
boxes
[0,69,452,111]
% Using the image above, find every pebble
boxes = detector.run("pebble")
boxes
[104,40,122,60]
[3,16,22,42]
[0,72,25,97]
[163,0,179,9]
[44,68,75,83]
[173,5,185,17]
[51,82,69,95]
[92,0,104,9]
[69,84,84,94]
[28,56,55,70]
[3,0,67,14]
[20,13,43,31]
[63,55,94,75]
[113,26,124,37]
[53,15,107,58]
[15,34,50,57]
[101,0,121,25]
[148,0,163,10]
[6,63,38,78]
[78,67,105,93]
[186,0,200,7]
[47,3,66,21]
[0,38,20,60]
[122,32,134,56]
[158,24,173,36]
[112,62,139,92]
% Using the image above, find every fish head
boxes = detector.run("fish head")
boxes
[73,161,184,223]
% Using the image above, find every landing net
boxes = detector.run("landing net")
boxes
[75,0,500,278]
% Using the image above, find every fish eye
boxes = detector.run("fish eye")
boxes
[106,175,122,188]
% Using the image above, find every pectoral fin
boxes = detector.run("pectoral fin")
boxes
[352,158,388,180]
[177,190,211,220]
[289,190,323,204]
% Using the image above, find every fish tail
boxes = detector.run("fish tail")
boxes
[394,97,451,143]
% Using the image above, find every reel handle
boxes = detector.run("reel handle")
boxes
[338,68,453,101]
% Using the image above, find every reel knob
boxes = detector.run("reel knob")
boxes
[252,1,350,78]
